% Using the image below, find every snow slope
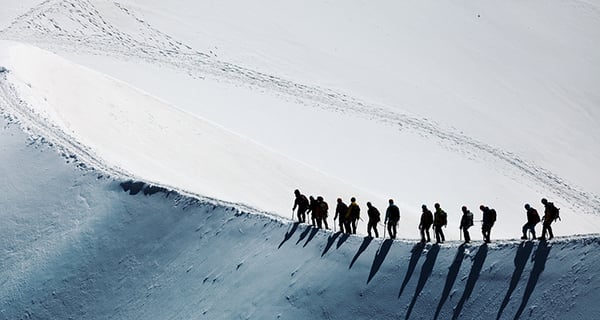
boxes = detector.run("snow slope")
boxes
[0,118,599,320]
[0,40,389,227]
[0,0,599,239]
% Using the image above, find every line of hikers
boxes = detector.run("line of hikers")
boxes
[292,189,561,243]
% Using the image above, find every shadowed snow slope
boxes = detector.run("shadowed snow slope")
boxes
[1,118,599,320]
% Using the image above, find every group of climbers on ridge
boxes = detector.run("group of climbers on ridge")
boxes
[293,189,561,243]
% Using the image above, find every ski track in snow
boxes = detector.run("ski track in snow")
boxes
[0,0,598,215]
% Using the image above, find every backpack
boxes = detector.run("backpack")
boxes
[300,195,309,208]
[548,203,561,222]
[350,203,360,219]
[369,207,381,222]
[466,211,474,227]
[531,209,541,224]
[320,201,329,215]
[439,210,448,225]
[489,209,497,223]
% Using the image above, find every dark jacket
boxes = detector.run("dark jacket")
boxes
[335,202,348,221]
[482,207,496,225]
[420,209,433,228]
[527,207,541,224]
[386,205,400,223]
[460,210,474,229]
[434,208,447,227]
[346,202,360,220]
[368,206,381,223]
[293,194,309,211]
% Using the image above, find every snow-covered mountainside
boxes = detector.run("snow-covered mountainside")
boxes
[0,0,599,239]
[1,0,599,318]
[0,118,598,319]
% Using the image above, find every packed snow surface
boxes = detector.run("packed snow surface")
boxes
[1,0,600,318]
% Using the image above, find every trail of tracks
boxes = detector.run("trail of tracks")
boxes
[1,0,598,214]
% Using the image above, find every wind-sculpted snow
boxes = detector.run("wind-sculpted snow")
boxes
[1,0,598,216]
[1,119,599,320]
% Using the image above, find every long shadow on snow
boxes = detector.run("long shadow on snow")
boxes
[405,244,440,320]
[321,231,342,256]
[296,225,313,245]
[513,240,551,320]
[336,233,350,249]
[398,242,426,298]
[349,236,373,269]
[367,239,394,284]
[434,243,467,320]
[278,222,300,249]
[452,243,488,320]
[303,227,320,247]
[496,241,534,320]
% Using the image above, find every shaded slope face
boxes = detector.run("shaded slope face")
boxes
[1,119,599,320]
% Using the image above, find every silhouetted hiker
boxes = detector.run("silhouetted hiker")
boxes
[540,198,559,240]
[521,203,540,240]
[366,202,381,238]
[433,203,447,244]
[317,196,329,230]
[460,206,474,243]
[419,204,433,242]
[307,196,320,227]
[334,198,349,233]
[292,189,309,223]
[480,205,496,243]
[385,199,400,239]
[346,197,361,234]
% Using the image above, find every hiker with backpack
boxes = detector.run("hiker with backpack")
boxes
[334,198,349,233]
[346,197,361,234]
[307,196,320,227]
[521,203,540,240]
[292,189,309,223]
[541,198,559,240]
[460,206,474,243]
[433,203,447,244]
[385,199,400,239]
[317,196,330,230]
[366,202,381,238]
[419,204,433,243]
[480,205,496,243]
